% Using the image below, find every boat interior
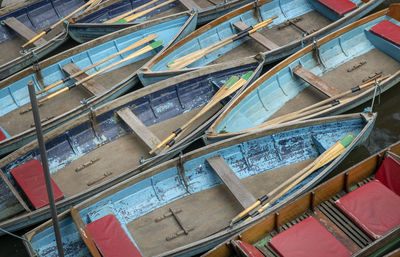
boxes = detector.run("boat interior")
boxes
[28,116,368,256]
[0,63,255,222]
[149,0,368,72]
[0,14,193,139]
[213,10,400,135]
[209,151,400,257]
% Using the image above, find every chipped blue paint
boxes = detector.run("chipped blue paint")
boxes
[215,14,400,134]
[28,115,374,257]
[139,0,383,86]
[0,62,258,233]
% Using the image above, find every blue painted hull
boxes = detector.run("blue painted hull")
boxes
[0,56,263,235]
[207,6,400,140]
[0,11,197,157]
[138,0,383,86]
[0,0,93,80]
[24,113,376,257]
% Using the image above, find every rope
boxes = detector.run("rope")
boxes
[0,226,30,243]
[369,80,382,112]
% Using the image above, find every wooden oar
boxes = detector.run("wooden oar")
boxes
[150,71,253,154]
[104,0,160,24]
[240,133,356,223]
[167,17,277,70]
[22,0,97,48]
[70,207,101,257]
[114,0,175,24]
[166,17,276,69]
[241,75,391,133]
[36,34,158,95]
[87,0,101,10]
[38,40,163,103]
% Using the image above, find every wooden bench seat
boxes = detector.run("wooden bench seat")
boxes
[3,17,47,47]
[206,155,256,209]
[292,65,341,98]
[116,107,161,154]
[62,63,106,96]
[233,21,279,51]
[370,20,400,47]
[10,159,64,209]
[317,0,357,16]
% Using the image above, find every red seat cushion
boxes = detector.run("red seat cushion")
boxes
[10,159,64,209]
[86,214,142,257]
[269,217,351,257]
[375,155,400,195]
[370,20,400,47]
[232,240,264,257]
[317,0,357,16]
[0,128,6,141]
[335,180,400,239]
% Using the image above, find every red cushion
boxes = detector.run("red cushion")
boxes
[233,240,264,257]
[375,155,400,195]
[10,159,64,209]
[269,217,351,257]
[317,0,357,16]
[86,214,142,257]
[0,128,6,141]
[370,20,400,47]
[335,180,400,239]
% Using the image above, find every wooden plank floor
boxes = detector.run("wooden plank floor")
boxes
[127,159,314,256]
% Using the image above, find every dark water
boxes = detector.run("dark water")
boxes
[1,2,400,256]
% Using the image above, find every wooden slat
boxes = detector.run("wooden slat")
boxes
[3,17,47,47]
[206,155,256,209]
[70,207,102,257]
[116,107,161,153]
[233,21,279,51]
[62,63,106,96]
[179,0,199,10]
[292,65,341,97]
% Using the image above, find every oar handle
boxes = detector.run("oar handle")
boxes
[38,87,69,103]
[150,131,179,154]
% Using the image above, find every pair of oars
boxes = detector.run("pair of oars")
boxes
[22,0,98,48]
[230,133,356,225]
[150,71,254,154]
[105,0,175,24]
[242,75,391,134]
[167,16,278,70]
[38,40,163,103]
[36,34,158,95]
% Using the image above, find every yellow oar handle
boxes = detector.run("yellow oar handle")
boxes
[104,0,160,23]
[36,34,158,95]
[38,87,69,103]
[22,31,46,48]
[150,133,176,154]
[231,200,262,225]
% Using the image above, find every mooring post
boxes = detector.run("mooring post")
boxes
[27,81,65,257]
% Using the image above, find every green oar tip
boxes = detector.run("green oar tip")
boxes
[114,18,127,24]
[242,71,253,81]
[225,76,239,88]
[150,40,163,49]
[340,133,356,148]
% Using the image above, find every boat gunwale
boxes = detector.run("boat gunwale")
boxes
[0,55,262,231]
[139,0,382,78]
[22,112,376,245]
[206,6,396,138]
[0,10,197,155]
[202,141,400,257]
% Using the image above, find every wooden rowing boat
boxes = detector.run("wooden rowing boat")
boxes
[0,55,263,234]
[23,113,376,256]
[0,11,196,157]
[203,140,400,257]
[68,0,254,43]
[0,0,101,80]
[206,4,400,142]
[138,0,384,86]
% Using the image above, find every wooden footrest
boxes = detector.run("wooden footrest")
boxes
[117,107,161,154]
[233,21,279,51]
[62,63,106,96]
[207,155,256,209]
[3,17,47,47]
[293,65,341,98]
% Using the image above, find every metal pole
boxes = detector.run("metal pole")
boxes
[28,81,65,257]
